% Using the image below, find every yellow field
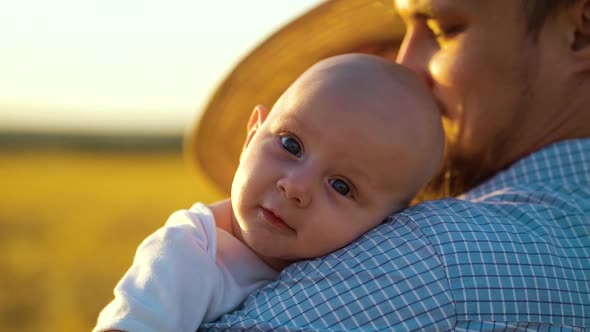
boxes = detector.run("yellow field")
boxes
[0,148,224,331]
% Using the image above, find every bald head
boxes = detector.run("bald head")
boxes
[270,54,445,204]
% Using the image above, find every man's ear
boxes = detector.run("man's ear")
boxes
[570,0,590,54]
[242,105,269,151]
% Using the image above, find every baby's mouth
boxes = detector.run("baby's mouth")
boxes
[260,207,295,232]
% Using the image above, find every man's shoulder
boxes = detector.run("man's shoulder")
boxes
[395,177,589,248]
[400,175,589,228]
[388,183,590,328]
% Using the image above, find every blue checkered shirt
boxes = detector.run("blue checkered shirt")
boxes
[202,139,590,331]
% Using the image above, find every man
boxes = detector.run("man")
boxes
[199,0,590,330]
[396,0,590,199]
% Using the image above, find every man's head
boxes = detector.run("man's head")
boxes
[230,54,444,261]
[395,0,590,197]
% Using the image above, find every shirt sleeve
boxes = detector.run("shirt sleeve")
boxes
[93,206,223,332]
[201,215,456,331]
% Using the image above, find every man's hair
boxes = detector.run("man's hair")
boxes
[522,0,576,39]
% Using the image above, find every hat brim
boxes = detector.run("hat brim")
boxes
[184,0,405,195]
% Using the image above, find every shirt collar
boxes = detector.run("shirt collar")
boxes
[463,138,590,199]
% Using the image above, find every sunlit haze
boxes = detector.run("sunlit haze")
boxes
[0,0,321,135]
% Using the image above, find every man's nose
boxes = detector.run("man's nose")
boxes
[396,27,434,88]
[277,170,313,208]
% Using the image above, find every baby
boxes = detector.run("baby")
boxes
[94,54,444,332]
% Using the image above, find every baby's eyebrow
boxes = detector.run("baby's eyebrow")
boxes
[273,113,304,131]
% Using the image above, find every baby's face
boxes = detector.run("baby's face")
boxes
[232,96,400,261]
[231,55,444,261]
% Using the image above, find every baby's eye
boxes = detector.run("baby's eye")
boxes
[281,136,301,156]
[329,178,351,196]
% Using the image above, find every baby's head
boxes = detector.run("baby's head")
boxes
[231,54,444,267]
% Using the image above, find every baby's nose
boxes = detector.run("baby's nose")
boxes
[277,172,312,208]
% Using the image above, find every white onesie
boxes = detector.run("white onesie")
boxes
[93,203,278,332]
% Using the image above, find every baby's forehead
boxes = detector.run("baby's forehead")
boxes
[305,55,425,91]
[304,66,429,113]
[272,55,441,146]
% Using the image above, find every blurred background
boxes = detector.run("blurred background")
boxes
[0,1,321,330]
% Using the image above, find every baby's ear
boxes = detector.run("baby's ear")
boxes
[243,105,269,151]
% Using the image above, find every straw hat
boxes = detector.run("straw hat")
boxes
[184,0,406,195]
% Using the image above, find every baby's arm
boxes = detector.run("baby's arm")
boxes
[93,206,223,332]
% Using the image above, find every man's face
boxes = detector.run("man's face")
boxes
[395,0,556,195]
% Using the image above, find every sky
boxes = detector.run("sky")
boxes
[0,0,322,135]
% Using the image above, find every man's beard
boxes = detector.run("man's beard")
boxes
[411,70,534,204]
[410,141,503,204]
[412,154,492,203]
[411,120,523,205]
